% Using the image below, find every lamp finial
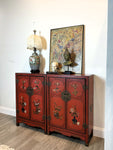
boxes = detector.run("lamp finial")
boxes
[33,30,36,35]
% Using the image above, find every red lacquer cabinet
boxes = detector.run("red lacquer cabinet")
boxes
[16,73,46,133]
[47,74,93,146]
[16,73,93,146]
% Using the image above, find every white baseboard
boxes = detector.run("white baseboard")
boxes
[0,106,16,116]
[93,126,104,138]
[0,106,104,138]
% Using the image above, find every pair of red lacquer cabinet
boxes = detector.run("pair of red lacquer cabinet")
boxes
[16,73,93,146]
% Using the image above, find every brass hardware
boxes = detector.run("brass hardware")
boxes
[16,79,19,84]
[47,116,51,120]
[42,81,46,86]
[42,81,51,86]
[83,123,88,129]
[83,85,88,90]
[16,109,19,113]
[43,115,46,120]
[90,104,93,112]
[47,82,51,87]
[26,87,33,96]
[61,91,71,102]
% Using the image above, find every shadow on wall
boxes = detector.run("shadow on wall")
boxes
[94,75,105,128]
[39,36,47,73]
[40,36,47,50]
[39,52,45,73]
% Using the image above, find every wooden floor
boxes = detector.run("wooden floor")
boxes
[0,113,104,150]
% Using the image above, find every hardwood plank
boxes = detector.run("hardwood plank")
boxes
[0,113,104,150]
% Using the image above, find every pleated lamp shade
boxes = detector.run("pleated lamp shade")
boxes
[27,30,42,50]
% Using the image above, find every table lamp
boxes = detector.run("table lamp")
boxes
[27,30,42,73]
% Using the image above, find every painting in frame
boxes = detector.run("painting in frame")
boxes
[49,25,84,74]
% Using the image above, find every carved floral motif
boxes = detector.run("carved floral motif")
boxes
[53,102,62,119]
[31,79,42,93]
[33,100,40,114]
[18,79,29,90]
[69,105,80,125]
[20,96,27,113]
[53,82,61,93]
[71,83,78,96]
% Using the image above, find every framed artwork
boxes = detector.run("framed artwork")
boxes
[49,25,84,74]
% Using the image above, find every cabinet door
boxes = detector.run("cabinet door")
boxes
[30,76,45,122]
[48,77,65,128]
[17,76,30,119]
[66,78,85,133]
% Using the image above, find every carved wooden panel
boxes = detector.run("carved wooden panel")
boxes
[30,77,44,122]
[66,78,85,100]
[18,93,29,119]
[67,100,85,133]
[30,77,43,95]
[50,78,65,97]
[18,77,29,91]
[49,77,65,128]
[31,95,44,122]
[66,78,85,133]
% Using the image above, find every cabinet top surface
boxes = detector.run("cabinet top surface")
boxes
[15,73,94,78]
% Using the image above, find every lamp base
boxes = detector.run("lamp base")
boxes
[30,70,40,73]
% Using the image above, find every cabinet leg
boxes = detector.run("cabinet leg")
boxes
[16,122,19,126]
[44,130,47,134]
[85,138,89,146]
[47,131,51,135]
[85,143,89,146]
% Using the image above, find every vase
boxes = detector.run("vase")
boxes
[29,50,40,73]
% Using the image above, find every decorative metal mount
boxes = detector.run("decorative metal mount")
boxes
[42,115,51,121]
[90,104,93,112]
[42,81,51,87]
[43,115,46,120]
[16,109,19,114]
[61,91,71,102]
[83,85,89,90]
[26,87,33,96]
[47,116,51,121]
[16,79,19,84]
[83,123,88,129]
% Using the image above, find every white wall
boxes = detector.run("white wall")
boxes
[0,0,107,138]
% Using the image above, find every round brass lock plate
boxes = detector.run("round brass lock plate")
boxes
[61,91,71,102]
[26,87,33,96]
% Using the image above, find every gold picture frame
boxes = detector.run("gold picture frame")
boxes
[49,25,84,74]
